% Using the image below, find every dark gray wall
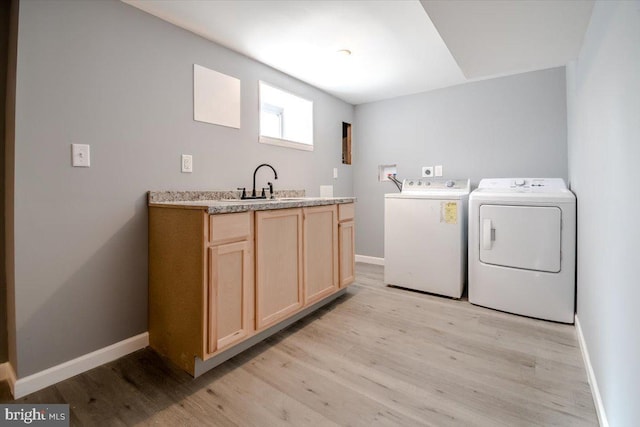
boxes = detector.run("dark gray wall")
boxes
[567,1,640,426]
[5,0,17,372]
[0,0,10,364]
[353,68,568,258]
[12,0,354,377]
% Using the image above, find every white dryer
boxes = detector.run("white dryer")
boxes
[468,178,576,323]
[385,178,470,298]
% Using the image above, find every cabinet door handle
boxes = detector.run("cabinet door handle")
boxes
[482,219,494,250]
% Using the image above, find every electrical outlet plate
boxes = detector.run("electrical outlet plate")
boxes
[181,154,193,173]
[422,166,433,177]
[435,165,443,177]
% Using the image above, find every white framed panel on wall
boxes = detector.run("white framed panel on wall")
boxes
[193,64,241,129]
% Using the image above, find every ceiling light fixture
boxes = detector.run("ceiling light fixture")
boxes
[336,49,352,56]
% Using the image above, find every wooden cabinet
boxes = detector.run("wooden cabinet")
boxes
[149,200,354,377]
[303,205,339,305]
[255,205,341,324]
[207,212,254,353]
[207,240,253,353]
[148,207,208,374]
[338,203,356,287]
[255,208,304,330]
[149,209,254,374]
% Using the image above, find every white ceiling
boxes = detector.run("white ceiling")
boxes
[123,0,594,105]
[421,0,594,79]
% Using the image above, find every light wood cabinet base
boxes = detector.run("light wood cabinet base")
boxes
[193,288,347,377]
[149,202,355,377]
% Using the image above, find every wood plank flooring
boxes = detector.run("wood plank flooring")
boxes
[0,263,598,426]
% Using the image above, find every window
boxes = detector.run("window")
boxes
[260,103,283,139]
[259,81,313,151]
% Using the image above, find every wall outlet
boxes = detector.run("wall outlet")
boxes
[422,166,433,177]
[320,185,334,198]
[181,154,193,173]
[435,165,443,177]
[71,144,90,167]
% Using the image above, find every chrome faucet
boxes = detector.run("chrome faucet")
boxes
[244,163,278,199]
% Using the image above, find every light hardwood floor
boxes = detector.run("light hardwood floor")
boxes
[0,263,597,426]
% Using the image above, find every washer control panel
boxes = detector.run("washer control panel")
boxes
[401,178,470,193]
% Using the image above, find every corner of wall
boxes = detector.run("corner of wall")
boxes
[565,60,577,188]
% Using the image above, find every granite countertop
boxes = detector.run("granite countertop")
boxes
[148,190,355,214]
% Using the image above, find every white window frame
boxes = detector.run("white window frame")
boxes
[259,81,314,152]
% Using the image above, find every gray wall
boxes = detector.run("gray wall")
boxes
[10,0,354,377]
[354,68,568,258]
[566,1,640,426]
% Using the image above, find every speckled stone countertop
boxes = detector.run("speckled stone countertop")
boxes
[148,190,355,214]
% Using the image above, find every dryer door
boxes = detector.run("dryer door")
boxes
[479,205,561,273]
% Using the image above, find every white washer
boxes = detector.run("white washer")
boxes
[384,178,470,298]
[468,178,576,323]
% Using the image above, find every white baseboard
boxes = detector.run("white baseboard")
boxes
[355,254,384,266]
[575,315,609,427]
[10,332,148,399]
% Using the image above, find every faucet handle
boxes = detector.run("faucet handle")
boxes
[267,182,274,199]
[237,187,246,199]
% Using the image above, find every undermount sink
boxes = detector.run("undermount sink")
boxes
[216,199,277,203]
[216,197,309,203]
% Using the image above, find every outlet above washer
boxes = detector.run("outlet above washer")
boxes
[422,166,434,177]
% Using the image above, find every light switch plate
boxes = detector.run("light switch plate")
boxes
[333,167,338,179]
[71,144,90,167]
[181,154,193,173]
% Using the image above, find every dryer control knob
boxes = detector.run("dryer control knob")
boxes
[446,180,455,188]
[515,179,526,186]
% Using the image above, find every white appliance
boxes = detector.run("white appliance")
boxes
[384,178,470,298]
[468,178,576,323]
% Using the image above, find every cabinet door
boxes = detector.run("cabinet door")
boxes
[339,220,355,287]
[208,241,253,354]
[303,205,338,305]
[255,209,304,330]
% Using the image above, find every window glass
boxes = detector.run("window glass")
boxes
[259,81,313,151]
